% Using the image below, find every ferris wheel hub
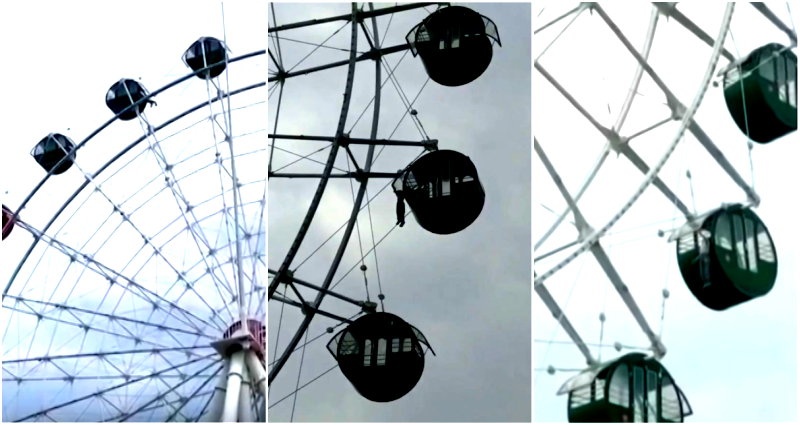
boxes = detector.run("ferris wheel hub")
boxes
[213,319,267,363]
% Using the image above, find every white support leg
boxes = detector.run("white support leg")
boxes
[202,359,230,422]
[220,350,245,422]
[246,350,267,396]
[238,358,254,422]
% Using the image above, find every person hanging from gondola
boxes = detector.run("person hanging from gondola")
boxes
[396,192,405,227]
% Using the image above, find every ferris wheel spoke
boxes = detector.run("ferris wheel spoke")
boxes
[3,296,214,342]
[18,220,228,333]
[268,49,283,73]
[165,363,224,422]
[653,3,737,62]
[751,2,798,44]
[267,43,409,83]
[536,6,661,253]
[269,143,345,174]
[134,117,235,304]
[203,77,250,320]
[12,353,217,422]
[117,357,222,422]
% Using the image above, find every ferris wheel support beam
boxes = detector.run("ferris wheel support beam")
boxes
[272,294,357,324]
[270,172,400,179]
[268,4,359,303]
[268,3,445,33]
[751,2,798,44]
[536,1,734,298]
[269,4,385,387]
[220,350,246,422]
[534,278,596,365]
[268,43,409,83]
[594,4,761,207]
[268,133,436,148]
[536,5,661,252]
[269,268,370,308]
[535,138,667,360]
[246,350,267,396]
[652,3,737,62]
[536,62,694,219]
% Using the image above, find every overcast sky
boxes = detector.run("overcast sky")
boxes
[268,2,530,422]
[534,2,797,423]
[2,2,266,421]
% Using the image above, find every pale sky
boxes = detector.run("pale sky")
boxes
[535,2,797,423]
[268,2,531,422]
[2,2,266,422]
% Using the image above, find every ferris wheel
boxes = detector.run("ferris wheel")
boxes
[534,2,797,423]
[2,4,266,422]
[269,2,531,422]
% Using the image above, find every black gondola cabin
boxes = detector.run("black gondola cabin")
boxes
[559,353,692,423]
[106,79,155,121]
[394,149,485,235]
[723,43,797,144]
[406,5,501,87]
[327,312,434,403]
[31,133,76,175]
[183,37,229,79]
[676,205,777,311]
[2,205,14,240]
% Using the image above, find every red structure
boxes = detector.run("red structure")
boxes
[2,205,14,240]
[223,319,266,364]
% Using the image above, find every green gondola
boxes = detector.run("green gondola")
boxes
[560,353,692,423]
[723,43,797,144]
[676,205,777,311]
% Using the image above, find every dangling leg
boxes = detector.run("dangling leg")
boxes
[396,193,405,227]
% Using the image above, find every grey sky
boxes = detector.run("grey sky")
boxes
[534,2,797,422]
[2,2,266,421]
[268,2,531,422]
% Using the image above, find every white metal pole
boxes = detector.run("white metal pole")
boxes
[237,358,254,422]
[202,359,229,422]
[245,350,267,396]
[220,350,245,422]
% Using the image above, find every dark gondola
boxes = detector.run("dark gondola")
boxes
[393,149,485,235]
[106,79,155,121]
[723,43,797,144]
[676,204,777,311]
[2,205,14,240]
[327,312,434,402]
[183,36,230,79]
[406,5,501,87]
[559,353,692,423]
[31,133,76,175]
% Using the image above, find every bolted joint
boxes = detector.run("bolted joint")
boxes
[282,269,294,285]
[361,301,378,314]
[337,134,351,147]
[364,47,383,61]
[424,139,439,152]
[353,169,367,183]
[275,70,288,81]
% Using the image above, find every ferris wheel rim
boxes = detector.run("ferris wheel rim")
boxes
[534,4,662,253]
[268,2,387,389]
[3,52,266,301]
[534,2,735,288]
[3,48,267,421]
